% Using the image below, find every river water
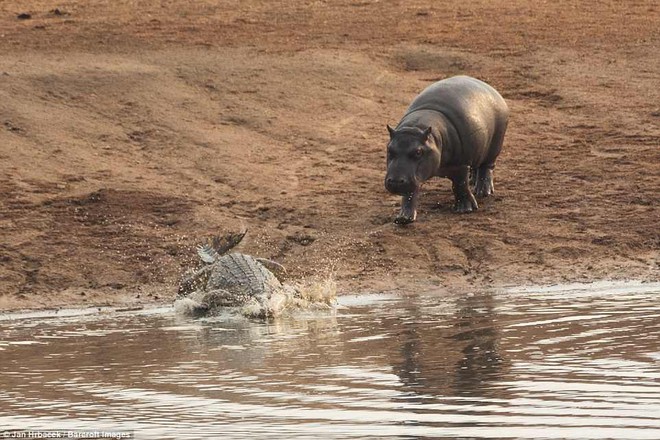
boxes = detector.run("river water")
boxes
[1,281,660,439]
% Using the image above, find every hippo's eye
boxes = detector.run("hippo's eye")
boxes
[413,147,424,158]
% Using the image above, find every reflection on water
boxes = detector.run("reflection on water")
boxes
[1,282,660,439]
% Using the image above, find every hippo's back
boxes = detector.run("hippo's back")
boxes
[400,76,509,166]
[406,76,507,120]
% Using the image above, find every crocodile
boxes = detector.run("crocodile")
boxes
[175,231,334,318]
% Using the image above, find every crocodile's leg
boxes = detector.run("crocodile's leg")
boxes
[177,265,212,297]
[181,288,244,316]
[201,289,250,308]
[256,258,287,281]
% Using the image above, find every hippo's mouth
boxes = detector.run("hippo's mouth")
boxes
[385,178,419,195]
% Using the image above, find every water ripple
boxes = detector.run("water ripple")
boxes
[1,281,659,439]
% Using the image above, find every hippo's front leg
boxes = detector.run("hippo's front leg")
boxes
[449,166,478,213]
[394,190,419,225]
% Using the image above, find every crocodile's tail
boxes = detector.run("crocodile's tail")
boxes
[212,229,248,255]
[196,229,248,263]
[196,243,220,264]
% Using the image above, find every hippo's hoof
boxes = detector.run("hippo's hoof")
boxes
[394,211,416,225]
[474,177,494,198]
[453,196,478,213]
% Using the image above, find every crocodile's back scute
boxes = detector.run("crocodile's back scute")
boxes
[207,253,282,299]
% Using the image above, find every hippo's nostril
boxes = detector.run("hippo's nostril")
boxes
[385,176,413,194]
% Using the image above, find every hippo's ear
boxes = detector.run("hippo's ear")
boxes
[387,124,396,139]
[422,126,432,141]
[422,126,437,145]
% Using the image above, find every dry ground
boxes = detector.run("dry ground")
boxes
[0,0,658,310]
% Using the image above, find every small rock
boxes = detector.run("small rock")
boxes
[17,13,32,20]
[3,121,22,133]
[287,232,316,246]
[49,8,68,16]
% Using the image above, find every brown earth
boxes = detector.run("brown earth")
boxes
[0,0,658,310]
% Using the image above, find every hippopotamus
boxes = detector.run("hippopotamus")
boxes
[385,75,509,224]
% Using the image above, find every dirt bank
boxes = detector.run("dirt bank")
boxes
[0,0,658,310]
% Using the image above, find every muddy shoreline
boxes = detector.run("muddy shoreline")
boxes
[1,1,658,311]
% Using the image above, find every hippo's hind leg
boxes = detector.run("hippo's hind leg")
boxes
[474,166,495,198]
[474,115,507,198]
[449,165,478,213]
